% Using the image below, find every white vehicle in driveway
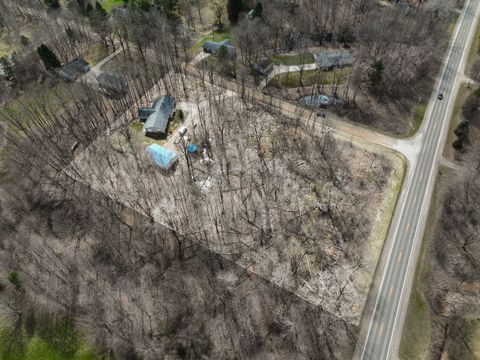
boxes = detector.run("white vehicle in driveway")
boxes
[179,126,187,137]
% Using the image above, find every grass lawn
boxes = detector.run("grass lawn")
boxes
[82,45,112,67]
[100,52,143,75]
[408,103,427,137]
[270,53,315,66]
[399,286,431,360]
[269,67,351,88]
[191,28,233,56]
[101,0,124,13]
[0,315,101,360]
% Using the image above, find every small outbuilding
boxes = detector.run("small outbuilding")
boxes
[138,95,176,135]
[314,51,353,70]
[55,58,90,82]
[203,39,236,56]
[97,72,127,97]
[146,144,179,171]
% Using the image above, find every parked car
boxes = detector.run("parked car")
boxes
[179,126,188,137]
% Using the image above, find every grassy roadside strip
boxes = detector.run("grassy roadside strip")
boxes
[467,10,480,70]
[443,83,476,161]
[399,166,451,360]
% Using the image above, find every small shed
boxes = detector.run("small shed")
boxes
[55,58,90,81]
[146,144,178,171]
[253,58,274,76]
[203,39,236,56]
[97,72,127,96]
[314,51,353,70]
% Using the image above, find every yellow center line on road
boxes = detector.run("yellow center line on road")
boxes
[379,323,385,337]
[406,222,411,231]
[389,286,394,297]
[413,196,417,204]
[398,251,403,263]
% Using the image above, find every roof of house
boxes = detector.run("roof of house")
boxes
[140,96,175,134]
[146,144,178,170]
[314,51,353,69]
[203,39,236,55]
[97,72,127,93]
[253,58,273,75]
[56,58,90,80]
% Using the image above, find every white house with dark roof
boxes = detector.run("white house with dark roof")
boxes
[314,51,353,70]
[138,96,176,135]
[203,39,236,56]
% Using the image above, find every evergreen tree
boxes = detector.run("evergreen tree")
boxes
[369,60,384,91]
[155,0,179,19]
[76,0,86,11]
[252,1,262,18]
[44,0,60,9]
[95,1,108,17]
[227,0,242,23]
[0,56,14,80]
[85,3,94,14]
[37,44,61,69]
[129,0,152,11]
[65,26,76,42]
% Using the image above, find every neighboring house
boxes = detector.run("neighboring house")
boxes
[314,51,353,70]
[253,58,274,76]
[55,58,90,81]
[96,72,127,97]
[203,39,236,56]
[146,144,179,171]
[138,95,176,135]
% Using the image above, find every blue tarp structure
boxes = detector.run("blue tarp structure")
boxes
[187,144,198,154]
[300,95,334,108]
[146,144,178,170]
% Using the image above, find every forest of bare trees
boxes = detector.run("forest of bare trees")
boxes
[0,0,448,359]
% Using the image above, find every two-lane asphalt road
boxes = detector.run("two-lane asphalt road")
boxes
[357,1,480,359]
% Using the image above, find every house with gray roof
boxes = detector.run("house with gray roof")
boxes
[314,51,353,70]
[138,96,176,135]
[203,39,236,56]
[253,58,274,76]
[55,58,90,82]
